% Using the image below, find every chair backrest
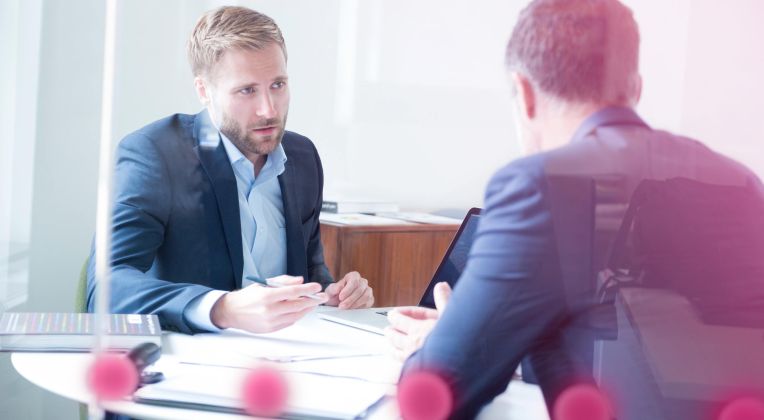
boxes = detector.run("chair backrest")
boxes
[545,175,597,310]
[74,257,88,313]
[545,174,632,305]
[607,177,764,327]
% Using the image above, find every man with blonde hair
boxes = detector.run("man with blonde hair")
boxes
[87,6,373,334]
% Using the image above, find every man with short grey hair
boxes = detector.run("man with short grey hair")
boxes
[386,0,762,418]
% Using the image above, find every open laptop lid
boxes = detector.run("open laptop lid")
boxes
[418,207,482,308]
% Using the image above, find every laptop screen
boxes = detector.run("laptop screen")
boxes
[418,208,482,308]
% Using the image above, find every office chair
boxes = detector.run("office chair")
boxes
[74,258,89,313]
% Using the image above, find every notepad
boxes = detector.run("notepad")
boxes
[0,312,161,352]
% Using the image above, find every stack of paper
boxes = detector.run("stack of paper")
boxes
[374,212,462,225]
[145,308,401,417]
[319,213,411,226]
[134,361,391,419]
[321,199,399,214]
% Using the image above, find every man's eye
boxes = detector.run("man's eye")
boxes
[272,81,286,89]
[239,87,255,95]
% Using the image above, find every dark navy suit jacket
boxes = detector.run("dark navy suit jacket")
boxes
[403,107,763,418]
[86,111,333,333]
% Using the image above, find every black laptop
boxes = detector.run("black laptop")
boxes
[319,208,482,334]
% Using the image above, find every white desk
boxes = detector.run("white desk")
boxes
[12,308,548,419]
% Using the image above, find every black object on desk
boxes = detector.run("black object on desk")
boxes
[127,342,164,385]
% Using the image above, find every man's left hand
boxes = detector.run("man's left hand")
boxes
[385,281,451,361]
[325,271,374,309]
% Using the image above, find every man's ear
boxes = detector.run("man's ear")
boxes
[632,73,642,106]
[194,76,211,106]
[510,72,536,121]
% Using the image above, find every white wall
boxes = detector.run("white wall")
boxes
[1,0,101,418]
[0,0,41,308]
[625,0,764,176]
[324,0,521,210]
[104,0,525,212]
[680,0,764,174]
[623,0,692,132]
[106,0,764,214]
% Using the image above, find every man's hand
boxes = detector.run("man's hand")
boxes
[385,281,451,361]
[325,271,374,309]
[210,275,328,333]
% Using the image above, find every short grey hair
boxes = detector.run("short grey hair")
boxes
[505,0,640,106]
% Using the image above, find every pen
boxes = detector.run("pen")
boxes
[264,283,324,301]
[246,276,325,301]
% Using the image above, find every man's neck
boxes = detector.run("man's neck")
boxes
[249,154,268,178]
[540,103,604,150]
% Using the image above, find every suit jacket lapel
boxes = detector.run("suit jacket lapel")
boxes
[279,159,308,278]
[192,112,244,289]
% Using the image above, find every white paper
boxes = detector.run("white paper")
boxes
[135,361,391,419]
[319,212,411,226]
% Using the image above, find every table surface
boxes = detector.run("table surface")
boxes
[12,308,549,419]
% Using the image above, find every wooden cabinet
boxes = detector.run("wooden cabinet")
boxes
[320,221,459,307]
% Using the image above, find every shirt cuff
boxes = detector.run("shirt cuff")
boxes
[183,290,228,332]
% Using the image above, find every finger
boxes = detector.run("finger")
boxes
[433,282,452,313]
[384,326,409,350]
[392,347,410,362]
[326,277,346,297]
[312,292,328,302]
[324,281,341,297]
[384,328,413,361]
[269,294,324,316]
[266,282,322,301]
[392,306,439,321]
[361,287,374,309]
[271,305,317,329]
[266,275,304,287]
[339,273,361,301]
[339,280,367,309]
[387,309,418,333]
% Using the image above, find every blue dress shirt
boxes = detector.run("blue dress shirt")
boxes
[184,114,288,331]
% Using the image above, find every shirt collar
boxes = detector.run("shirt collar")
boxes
[570,106,649,142]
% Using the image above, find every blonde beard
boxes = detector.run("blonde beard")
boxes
[220,115,284,157]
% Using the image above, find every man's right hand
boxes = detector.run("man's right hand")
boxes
[210,275,328,333]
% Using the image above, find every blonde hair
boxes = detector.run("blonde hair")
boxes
[187,6,287,78]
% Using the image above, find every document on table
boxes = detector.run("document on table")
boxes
[168,331,369,361]
[163,307,401,384]
[134,360,391,419]
[275,354,402,385]
[166,333,400,384]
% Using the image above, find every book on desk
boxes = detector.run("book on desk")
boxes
[0,312,161,352]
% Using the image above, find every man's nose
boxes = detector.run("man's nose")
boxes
[255,92,277,119]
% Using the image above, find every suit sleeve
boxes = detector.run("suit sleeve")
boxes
[86,132,213,334]
[304,142,334,289]
[402,162,571,418]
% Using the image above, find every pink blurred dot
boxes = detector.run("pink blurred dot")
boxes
[87,354,139,400]
[241,366,289,417]
[553,384,611,420]
[397,371,452,420]
[719,397,764,420]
